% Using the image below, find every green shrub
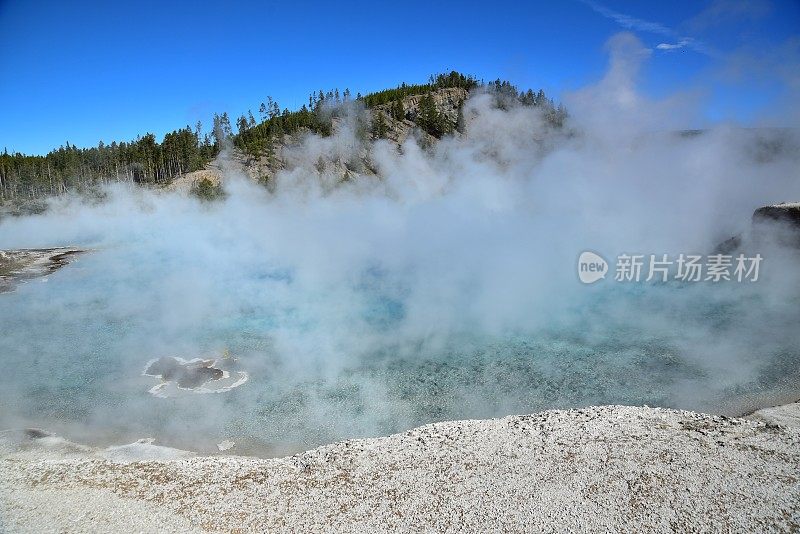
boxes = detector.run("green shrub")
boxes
[191,177,226,202]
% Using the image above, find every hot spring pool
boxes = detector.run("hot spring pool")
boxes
[1,241,798,456]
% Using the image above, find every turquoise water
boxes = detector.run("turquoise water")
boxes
[1,242,798,456]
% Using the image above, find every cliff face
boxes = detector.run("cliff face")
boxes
[173,87,471,193]
[371,87,469,145]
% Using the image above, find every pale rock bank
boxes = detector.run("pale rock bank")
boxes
[1,405,798,533]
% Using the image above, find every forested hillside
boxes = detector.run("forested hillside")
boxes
[0,72,566,204]
[0,127,218,202]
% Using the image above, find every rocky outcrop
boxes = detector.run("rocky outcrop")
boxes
[190,88,472,191]
[0,247,85,292]
[167,168,223,193]
[144,357,224,389]
[716,202,800,253]
[752,202,800,248]
[372,87,469,145]
[753,203,800,226]
[142,355,249,398]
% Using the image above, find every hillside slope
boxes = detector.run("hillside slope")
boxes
[171,86,473,193]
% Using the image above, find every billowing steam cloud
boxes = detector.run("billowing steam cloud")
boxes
[1,33,799,455]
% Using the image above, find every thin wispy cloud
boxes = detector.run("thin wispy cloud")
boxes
[656,38,705,52]
[656,42,685,51]
[582,0,673,37]
[581,0,714,56]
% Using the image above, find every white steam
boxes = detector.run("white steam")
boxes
[1,33,799,454]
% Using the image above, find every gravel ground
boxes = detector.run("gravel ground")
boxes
[1,405,799,533]
[749,400,800,428]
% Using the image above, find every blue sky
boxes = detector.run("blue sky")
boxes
[0,0,798,155]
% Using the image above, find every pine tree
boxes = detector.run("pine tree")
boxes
[372,112,388,139]
[417,94,449,138]
[220,113,232,137]
[391,99,405,121]
[236,115,249,135]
